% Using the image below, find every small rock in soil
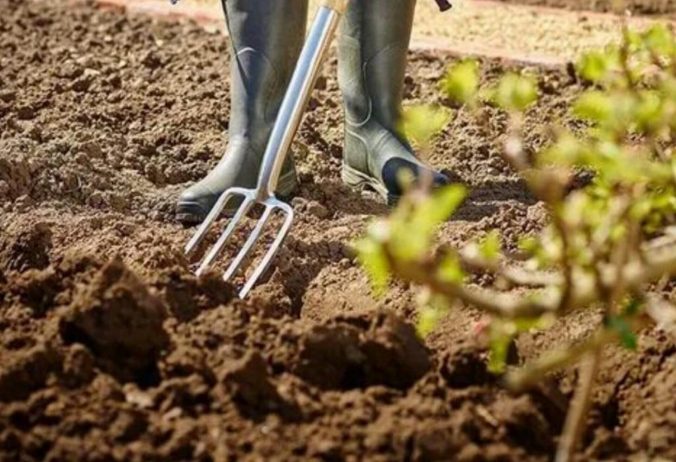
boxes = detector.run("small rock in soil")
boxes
[154,269,234,322]
[60,343,96,388]
[439,343,493,388]
[306,200,330,219]
[16,105,35,120]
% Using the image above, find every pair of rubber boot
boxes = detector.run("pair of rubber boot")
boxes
[177,0,449,224]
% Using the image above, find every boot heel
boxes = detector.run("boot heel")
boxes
[341,163,366,187]
[342,164,390,203]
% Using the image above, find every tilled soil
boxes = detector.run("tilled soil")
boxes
[0,0,674,461]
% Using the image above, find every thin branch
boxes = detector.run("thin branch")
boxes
[499,266,561,288]
[555,348,602,462]
[552,210,574,312]
[458,249,560,288]
[389,242,676,320]
[506,328,614,390]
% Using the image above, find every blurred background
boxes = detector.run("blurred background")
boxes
[105,0,675,65]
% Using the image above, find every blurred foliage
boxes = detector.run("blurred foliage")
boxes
[359,23,676,383]
[400,104,453,148]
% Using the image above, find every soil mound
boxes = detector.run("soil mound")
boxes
[0,0,673,460]
[293,312,431,390]
[0,343,60,402]
[59,260,169,384]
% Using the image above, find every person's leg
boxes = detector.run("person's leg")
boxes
[338,0,448,203]
[177,0,308,224]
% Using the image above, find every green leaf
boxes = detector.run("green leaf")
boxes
[607,316,637,351]
[417,308,443,338]
[354,226,391,294]
[539,132,585,167]
[391,185,467,261]
[642,24,675,58]
[634,90,663,133]
[491,73,538,112]
[488,324,512,374]
[514,315,555,332]
[577,50,616,83]
[437,254,465,284]
[401,104,452,147]
[411,185,467,234]
[442,60,480,104]
[573,91,613,122]
[479,230,502,262]
[417,294,451,337]
[519,236,539,253]
[622,298,643,317]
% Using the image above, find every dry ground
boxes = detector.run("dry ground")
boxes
[0,0,674,461]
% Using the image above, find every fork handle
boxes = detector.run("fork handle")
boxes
[255,2,346,198]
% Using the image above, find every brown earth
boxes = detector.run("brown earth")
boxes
[0,0,674,461]
[495,0,676,16]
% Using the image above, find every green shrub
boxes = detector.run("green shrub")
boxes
[357,24,675,461]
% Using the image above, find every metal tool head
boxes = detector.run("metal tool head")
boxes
[185,187,294,298]
[184,2,344,298]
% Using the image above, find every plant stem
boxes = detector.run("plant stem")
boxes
[506,327,613,390]
[390,242,676,320]
[555,347,602,462]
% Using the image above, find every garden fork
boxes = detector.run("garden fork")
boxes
[185,0,350,298]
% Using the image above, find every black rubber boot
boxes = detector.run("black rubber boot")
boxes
[177,0,308,224]
[338,0,449,204]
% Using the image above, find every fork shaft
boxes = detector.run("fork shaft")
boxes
[256,5,343,198]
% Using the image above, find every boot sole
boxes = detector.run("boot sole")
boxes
[342,164,398,206]
[177,171,299,225]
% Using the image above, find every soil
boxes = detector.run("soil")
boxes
[0,0,674,461]
[495,0,676,16]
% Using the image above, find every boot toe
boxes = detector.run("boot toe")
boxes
[176,189,218,225]
[432,169,450,188]
[381,157,450,198]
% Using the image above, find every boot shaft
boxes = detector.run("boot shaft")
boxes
[222,0,309,149]
[338,0,417,133]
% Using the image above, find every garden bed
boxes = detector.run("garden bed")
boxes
[0,0,674,460]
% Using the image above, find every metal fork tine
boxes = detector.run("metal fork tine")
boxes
[238,205,294,298]
[196,197,254,277]
[186,188,239,255]
[223,205,274,282]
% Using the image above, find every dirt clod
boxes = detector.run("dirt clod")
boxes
[59,260,169,383]
[0,222,53,273]
[0,0,673,460]
[220,351,290,418]
[0,343,60,402]
[294,312,430,390]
